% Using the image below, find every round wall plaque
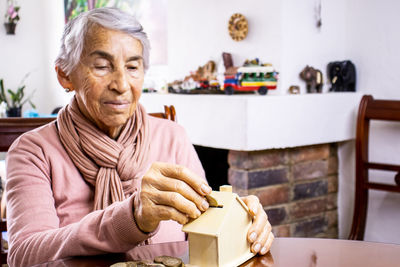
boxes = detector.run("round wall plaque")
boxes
[228,13,248,41]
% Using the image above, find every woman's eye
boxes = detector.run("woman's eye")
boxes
[93,65,111,76]
[127,65,141,77]
[95,66,109,70]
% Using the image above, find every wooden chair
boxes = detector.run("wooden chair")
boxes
[149,105,176,122]
[348,95,400,240]
[0,105,176,265]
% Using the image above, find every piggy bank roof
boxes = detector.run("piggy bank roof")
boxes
[182,190,251,236]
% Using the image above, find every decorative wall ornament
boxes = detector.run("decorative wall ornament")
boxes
[315,0,322,28]
[4,22,16,34]
[4,0,20,35]
[228,13,248,41]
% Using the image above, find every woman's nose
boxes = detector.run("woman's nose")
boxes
[109,69,129,93]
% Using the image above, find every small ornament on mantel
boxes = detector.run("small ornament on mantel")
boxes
[288,85,300,94]
[299,65,323,93]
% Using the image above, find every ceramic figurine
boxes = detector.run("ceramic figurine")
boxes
[167,60,221,94]
[288,85,300,94]
[327,60,356,92]
[299,65,323,93]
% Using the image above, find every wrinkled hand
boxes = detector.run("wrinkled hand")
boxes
[134,162,212,233]
[242,195,274,255]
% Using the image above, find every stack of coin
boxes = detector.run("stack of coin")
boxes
[110,260,163,267]
[110,256,184,267]
[154,256,184,267]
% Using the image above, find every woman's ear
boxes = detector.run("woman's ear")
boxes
[55,66,74,91]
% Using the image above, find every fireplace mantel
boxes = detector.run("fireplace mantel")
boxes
[140,93,363,151]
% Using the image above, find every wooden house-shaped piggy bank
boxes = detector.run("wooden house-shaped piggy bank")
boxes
[182,185,254,267]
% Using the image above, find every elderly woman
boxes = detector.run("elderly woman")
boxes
[5,7,273,266]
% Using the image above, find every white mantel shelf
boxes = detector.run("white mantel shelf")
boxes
[140,93,363,151]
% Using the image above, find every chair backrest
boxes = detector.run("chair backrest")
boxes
[0,117,56,152]
[0,105,176,264]
[349,95,400,240]
[148,105,176,122]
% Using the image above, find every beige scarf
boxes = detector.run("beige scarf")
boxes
[57,97,150,210]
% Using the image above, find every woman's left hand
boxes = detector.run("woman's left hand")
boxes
[241,195,274,255]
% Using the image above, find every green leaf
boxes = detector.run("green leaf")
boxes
[0,79,8,105]
[29,100,36,109]
[7,89,16,98]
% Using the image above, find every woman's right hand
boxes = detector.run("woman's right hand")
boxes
[133,162,212,233]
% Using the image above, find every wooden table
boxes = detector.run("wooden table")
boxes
[33,237,400,267]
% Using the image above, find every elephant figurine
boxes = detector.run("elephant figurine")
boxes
[327,60,356,92]
[299,65,323,93]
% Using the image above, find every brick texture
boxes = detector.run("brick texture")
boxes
[292,160,329,180]
[326,193,337,210]
[228,150,287,170]
[291,144,330,163]
[228,143,339,239]
[289,197,327,219]
[265,206,287,225]
[293,180,328,200]
[293,215,328,237]
[251,184,290,206]
[328,175,338,193]
[247,168,288,188]
[328,156,338,175]
[326,210,338,228]
[229,167,288,190]
[228,169,248,190]
[324,210,339,238]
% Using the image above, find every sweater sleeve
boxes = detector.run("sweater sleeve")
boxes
[5,135,155,267]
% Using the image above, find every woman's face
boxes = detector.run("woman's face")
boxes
[69,26,144,138]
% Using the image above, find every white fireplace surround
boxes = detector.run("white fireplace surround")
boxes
[140,92,363,151]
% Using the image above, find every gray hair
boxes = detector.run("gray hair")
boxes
[55,7,150,75]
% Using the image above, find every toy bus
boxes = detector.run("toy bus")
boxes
[223,65,278,95]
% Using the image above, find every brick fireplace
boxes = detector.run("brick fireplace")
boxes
[141,93,362,239]
[228,143,338,238]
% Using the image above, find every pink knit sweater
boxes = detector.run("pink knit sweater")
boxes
[5,115,205,266]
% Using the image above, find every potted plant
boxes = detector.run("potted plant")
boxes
[0,74,36,117]
[4,0,20,35]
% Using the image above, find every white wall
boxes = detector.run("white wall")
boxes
[1,0,399,243]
